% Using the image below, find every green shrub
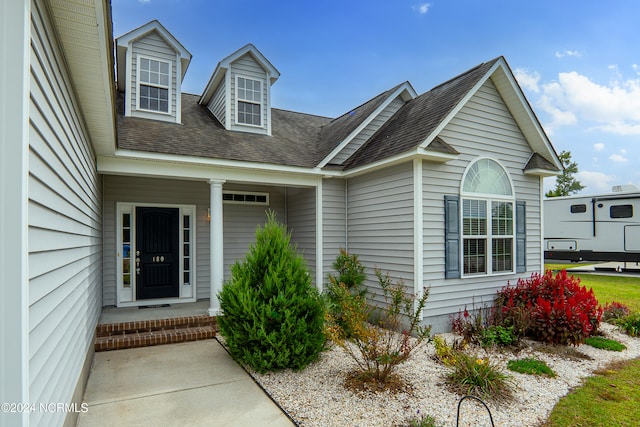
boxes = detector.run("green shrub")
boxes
[324,267,431,385]
[507,358,556,377]
[445,354,514,402]
[217,212,325,373]
[327,248,366,293]
[616,312,640,337]
[480,325,517,348]
[324,249,367,337]
[584,336,627,351]
[401,410,439,427]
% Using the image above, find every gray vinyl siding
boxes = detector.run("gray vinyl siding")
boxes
[286,187,317,284]
[332,97,405,165]
[229,54,269,135]
[322,178,347,280]
[129,31,178,123]
[347,163,414,304]
[207,79,227,126]
[421,79,541,330]
[29,2,102,426]
[222,184,286,283]
[102,177,287,304]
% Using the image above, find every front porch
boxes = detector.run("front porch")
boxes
[95,300,216,352]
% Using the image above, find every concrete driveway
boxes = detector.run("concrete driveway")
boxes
[77,339,295,427]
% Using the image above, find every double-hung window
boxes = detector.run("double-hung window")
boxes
[138,56,170,113]
[461,158,514,275]
[236,77,262,126]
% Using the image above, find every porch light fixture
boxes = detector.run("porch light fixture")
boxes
[207,208,210,221]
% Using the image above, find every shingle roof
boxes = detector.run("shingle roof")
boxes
[314,82,409,162]
[342,58,501,169]
[117,57,550,173]
[116,92,332,168]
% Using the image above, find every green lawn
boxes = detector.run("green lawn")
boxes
[572,273,640,313]
[542,271,640,426]
[543,359,640,427]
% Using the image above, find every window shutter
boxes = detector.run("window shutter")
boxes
[516,200,526,273]
[444,195,460,279]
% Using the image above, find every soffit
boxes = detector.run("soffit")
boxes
[48,0,116,156]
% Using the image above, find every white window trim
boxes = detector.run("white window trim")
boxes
[116,202,196,307]
[235,75,263,127]
[136,54,172,115]
[460,157,516,278]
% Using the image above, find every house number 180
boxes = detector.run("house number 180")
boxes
[152,256,165,262]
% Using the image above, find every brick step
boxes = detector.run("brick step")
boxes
[97,315,216,337]
[95,315,217,352]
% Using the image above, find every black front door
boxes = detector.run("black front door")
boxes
[136,207,179,300]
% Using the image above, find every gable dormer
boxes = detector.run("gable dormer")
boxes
[199,44,280,136]
[116,20,191,124]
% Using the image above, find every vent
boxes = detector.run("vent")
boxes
[222,191,269,205]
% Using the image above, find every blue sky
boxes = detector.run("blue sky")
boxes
[112,0,640,195]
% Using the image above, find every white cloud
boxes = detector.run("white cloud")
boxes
[609,153,628,163]
[139,0,151,4]
[413,3,431,15]
[555,50,581,58]
[576,170,615,194]
[514,68,540,93]
[534,69,640,135]
[593,143,605,151]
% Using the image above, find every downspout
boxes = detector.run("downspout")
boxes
[344,178,348,252]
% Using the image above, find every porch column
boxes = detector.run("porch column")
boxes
[208,179,225,316]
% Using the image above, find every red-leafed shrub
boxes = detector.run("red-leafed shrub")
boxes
[493,270,602,346]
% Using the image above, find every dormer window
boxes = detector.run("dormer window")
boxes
[138,56,171,113]
[236,77,262,126]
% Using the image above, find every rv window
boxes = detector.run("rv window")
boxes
[570,204,587,213]
[610,204,633,219]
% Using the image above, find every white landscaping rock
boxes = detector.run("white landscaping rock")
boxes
[251,322,640,427]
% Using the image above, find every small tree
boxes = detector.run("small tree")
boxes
[217,211,325,373]
[325,267,431,387]
[546,150,585,197]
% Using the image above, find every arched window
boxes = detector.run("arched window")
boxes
[461,158,514,275]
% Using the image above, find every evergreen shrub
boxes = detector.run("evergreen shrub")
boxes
[217,212,325,373]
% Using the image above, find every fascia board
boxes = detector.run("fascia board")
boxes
[199,63,227,105]
[524,168,562,178]
[418,63,497,150]
[490,64,563,172]
[98,150,340,182]
[317,82,417,168]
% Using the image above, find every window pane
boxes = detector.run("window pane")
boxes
[571,204,587,214]
[140,70,149,83]
[463,199,486,235]
[464,238,486,274]
[160,62,169,74]
[183,216,190,228]
[610,204,633,218]
[159,100,168,112]
[141,58,149,70]
[492,238,513,272]
[463,158,512,196]
[149,99,159,111]
[492,202,513,235]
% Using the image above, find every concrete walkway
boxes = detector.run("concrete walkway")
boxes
[77,339,295,427]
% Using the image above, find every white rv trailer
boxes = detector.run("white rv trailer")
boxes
[544,185,640,262]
